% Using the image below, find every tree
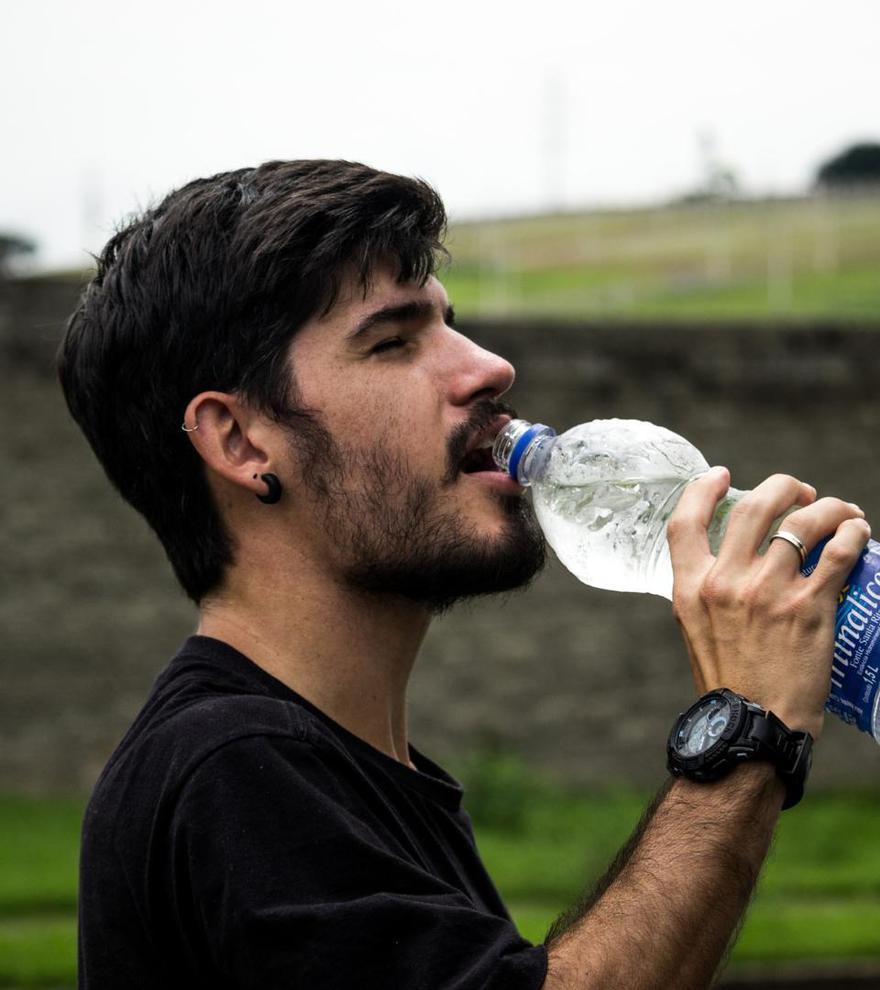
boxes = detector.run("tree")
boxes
[0,232,37,278]
[816,142,880,189]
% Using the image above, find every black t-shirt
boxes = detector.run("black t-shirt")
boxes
[78,635,548,989]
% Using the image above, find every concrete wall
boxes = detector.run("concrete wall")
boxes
[3,275,880,793]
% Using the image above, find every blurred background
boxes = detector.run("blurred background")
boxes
[1,1,879,986]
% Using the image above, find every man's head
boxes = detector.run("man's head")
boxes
[59,160,544,608]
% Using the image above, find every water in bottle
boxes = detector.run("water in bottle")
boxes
[492,417,880,742]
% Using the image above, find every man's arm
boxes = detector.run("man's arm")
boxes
[543,766,782,989]
[540,469,869,990]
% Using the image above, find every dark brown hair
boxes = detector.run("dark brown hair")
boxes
[58,160,448,602]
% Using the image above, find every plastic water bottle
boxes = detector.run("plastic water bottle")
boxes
[493,417,880,742]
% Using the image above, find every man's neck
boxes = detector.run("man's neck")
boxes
[197,571,431,768]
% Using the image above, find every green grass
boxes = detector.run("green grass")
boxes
[453,755,880,964]
[0,915,76,988]
[0,798,82,987]
[442,194,880,320]
[2,775,880,986]
[505,897,880,963]
[0,798,82,916]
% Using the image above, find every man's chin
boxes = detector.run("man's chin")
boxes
[345,505,546,615]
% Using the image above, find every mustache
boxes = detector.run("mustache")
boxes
[443,398,518,484]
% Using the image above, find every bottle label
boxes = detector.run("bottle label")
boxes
[802,538,880,735]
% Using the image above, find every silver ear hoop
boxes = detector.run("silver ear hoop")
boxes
[181,422,199,433]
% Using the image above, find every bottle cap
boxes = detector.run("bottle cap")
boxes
[493,420,556,481]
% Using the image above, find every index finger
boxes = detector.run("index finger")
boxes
[667,466,731,576]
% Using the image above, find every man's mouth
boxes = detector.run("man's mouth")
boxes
[458,417,510,475]
[460,445,498,474]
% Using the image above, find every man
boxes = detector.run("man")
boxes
[60,160,868,989]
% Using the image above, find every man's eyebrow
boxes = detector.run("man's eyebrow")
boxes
[347,300,456,342]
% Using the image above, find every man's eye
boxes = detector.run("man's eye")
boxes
[371,337,406,354]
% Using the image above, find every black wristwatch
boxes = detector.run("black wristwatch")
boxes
[667,689,813,810]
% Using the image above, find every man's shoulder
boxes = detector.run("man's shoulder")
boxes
[154,691,361,786]
[88,684,341,820]
[156,689,314,747]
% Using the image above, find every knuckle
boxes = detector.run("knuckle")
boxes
[738,578,766,611]
[739,477,796,510]
[739,575,787,618]
[752,472,800,496]
[698,572,733,608]
[821,542,853,568]
[730,497,758,522]
[814,496,850,517]
[770,472,800,488]
[796,498,859,529]
[780,507,808,532]
[672,580,700,619]
[842,516,870,535]
[789,589,824,628]
[823,496,850,512]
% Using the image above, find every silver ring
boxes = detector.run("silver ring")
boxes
[769,529,807,565]
[181,422,199,433]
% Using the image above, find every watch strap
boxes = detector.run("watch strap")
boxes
[742,706,813,809]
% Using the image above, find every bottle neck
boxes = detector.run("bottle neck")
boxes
[492,419,557,486]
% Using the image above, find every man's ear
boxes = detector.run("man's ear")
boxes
[181,392,274,498]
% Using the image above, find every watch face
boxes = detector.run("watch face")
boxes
[675,696,733,757]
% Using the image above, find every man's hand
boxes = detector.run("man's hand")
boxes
[667,468,871,739]
[541,469,872,990]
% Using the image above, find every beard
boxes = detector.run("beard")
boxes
[289,404,546,614]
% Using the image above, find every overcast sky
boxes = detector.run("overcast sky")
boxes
[3,0,878,270]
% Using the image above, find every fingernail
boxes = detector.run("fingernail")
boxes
[710,465,728,477]
[805,484,817,499]
[850,503,865,517]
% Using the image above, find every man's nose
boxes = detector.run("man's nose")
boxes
[448,330,516,404]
